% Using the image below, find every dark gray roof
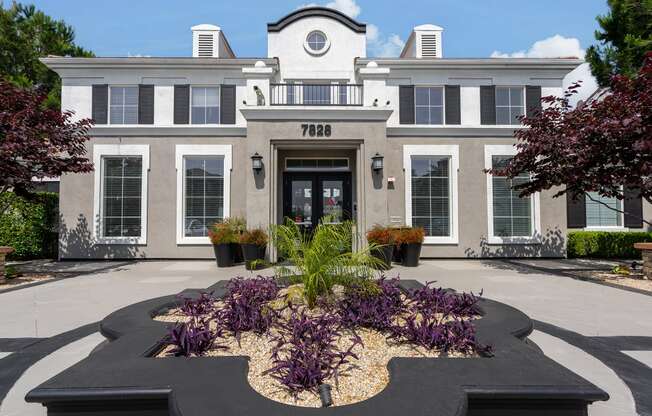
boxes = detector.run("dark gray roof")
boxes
[267,6,366,33]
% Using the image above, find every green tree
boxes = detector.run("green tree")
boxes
[586,0,652,86]
[0,2,93,107]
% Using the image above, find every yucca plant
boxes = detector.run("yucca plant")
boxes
[271,220,384,308]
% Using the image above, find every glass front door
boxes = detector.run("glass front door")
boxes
[283,172,352,231]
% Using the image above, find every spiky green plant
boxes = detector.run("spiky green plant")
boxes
[272,220,384,308]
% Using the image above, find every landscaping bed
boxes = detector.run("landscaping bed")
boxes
[154,277,484,407]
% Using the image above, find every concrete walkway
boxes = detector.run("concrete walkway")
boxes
[0,260,650,416]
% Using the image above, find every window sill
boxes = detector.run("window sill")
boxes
[487,236,541,245]
[583,227,629,232]
[423,236,458,245]
[177,237,213,246]
[94,237,146,245]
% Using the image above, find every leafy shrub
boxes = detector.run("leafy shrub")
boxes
[272,220,383,308]
[0,192,58,259]
[218,276,279,336]
[406,284,482,318]
[265,307,361,394]
[224,216,247,235]
[395,227,425,244]
[366,225,394,245]
[239,228,268,246]
[337,278,404,331]
[179,292,216,317]
[567,231,652,259]
[208,222,237,245]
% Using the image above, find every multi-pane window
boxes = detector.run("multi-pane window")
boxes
[586,192,623,227]
[491,156,532,237]
[411,156,450,237]
[109,87,138,124]
[338,84,348,105]
[191,87,220,124]
[306,31,327,52]
[495,87,524,125]
[102,157,143,237]
[415,87,444,125]
[183,156,224,237]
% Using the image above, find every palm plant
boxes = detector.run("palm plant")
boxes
[272,220,384,308]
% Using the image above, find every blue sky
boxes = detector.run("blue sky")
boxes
[26,0,608,59]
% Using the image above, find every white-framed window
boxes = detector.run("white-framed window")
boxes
[415,86,444,125]
[586,192,624,228]
[109,86,138,125]
[484,145,540,244]
[304,30,330,55]
[176,145,232,245]
[93,144,149,245]
[495,86,524,125]
[403,145,459,244]
[191,86,220,124]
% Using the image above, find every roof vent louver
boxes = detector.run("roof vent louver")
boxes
[192,24,221,58]
[421,34,438,58]
[400,24,443,59]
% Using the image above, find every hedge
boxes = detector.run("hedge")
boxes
[567,231,652,259]
[0,192,58,259]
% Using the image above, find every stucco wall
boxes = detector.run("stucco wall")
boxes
[58,136,246,259]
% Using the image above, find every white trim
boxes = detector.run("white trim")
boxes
[92,144,149,245]
[284,157,350,172]
[175,145,232,245]
[584,190,626,230]
[189,85,221,125]
[484,144,541,245]
[108,86,139,125]
[414,85,446,126]
[403,145,459,245]
[304,30,330,56]
[494,86,525,127]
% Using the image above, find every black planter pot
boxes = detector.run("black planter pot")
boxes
[213,243,234,268]
[392,244,403,263]
[231,243,244,264]
[401,243,422,267]
[370,245,393,270]
[242,244,266,271]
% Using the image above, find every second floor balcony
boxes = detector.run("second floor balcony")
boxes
[270,83,363,106]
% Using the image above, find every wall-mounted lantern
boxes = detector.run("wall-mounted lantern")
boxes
[251,152,263,173]
[371,153,384,172]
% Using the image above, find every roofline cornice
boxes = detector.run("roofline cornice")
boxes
[356,58,584,71]
[267,7,366,33]
[40,57,278,70]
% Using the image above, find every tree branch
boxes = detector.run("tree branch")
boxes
[584,192,652,227]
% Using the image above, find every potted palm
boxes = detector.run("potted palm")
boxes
[209,223,237,267]
[240,228,268,270]
[398,227,425,267]
[366,225,394,270]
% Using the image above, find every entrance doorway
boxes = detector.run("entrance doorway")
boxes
[282,172,352,232]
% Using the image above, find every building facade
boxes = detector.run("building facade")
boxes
[43,7,649,260]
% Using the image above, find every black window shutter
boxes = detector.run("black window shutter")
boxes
[220,84,236,125]
[480,85,496,125]
[399,85,415,125]
[624,186,644,228]
[567,193,587,228]
[138,85,154,124]
[445,85,461,125]
[92,84,108,124]
[526,85,542,118]
[174,85,190,124]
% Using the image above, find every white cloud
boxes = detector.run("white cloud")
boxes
[297,0,405,57]
[491,35,584,59]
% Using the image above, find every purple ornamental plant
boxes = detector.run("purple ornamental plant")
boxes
[337,277,405,331]
[218,276,279,336]
[265,306,362,394]
[166,292,222,357]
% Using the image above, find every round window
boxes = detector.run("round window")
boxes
[304,31,330,55]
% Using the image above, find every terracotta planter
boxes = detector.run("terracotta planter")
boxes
[401,243,422,267]
[213,243,234,268]
[370,245,393,270]
[242,244,266,270]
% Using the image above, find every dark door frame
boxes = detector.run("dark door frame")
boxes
[282,172,352,230]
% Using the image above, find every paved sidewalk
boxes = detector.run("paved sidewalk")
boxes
[0,260,650,416]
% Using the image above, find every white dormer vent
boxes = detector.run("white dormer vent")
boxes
[400,24,444,59]
[192,24,220,58]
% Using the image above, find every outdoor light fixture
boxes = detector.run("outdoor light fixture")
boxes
[371,152,384,172]
[251,152,263,172]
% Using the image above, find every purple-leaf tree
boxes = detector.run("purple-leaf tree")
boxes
[0,80,94,211]
[490,52,652,225]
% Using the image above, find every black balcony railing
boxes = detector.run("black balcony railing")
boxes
[270,84,363,106]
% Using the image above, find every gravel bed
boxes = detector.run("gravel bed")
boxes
[155,304,470,407]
